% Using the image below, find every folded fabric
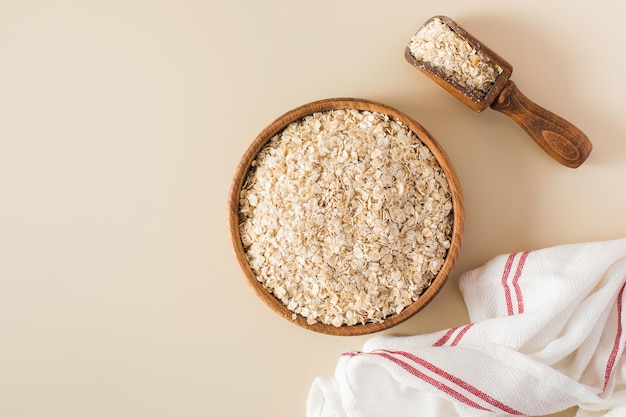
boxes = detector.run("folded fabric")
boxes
[307,238,626,417]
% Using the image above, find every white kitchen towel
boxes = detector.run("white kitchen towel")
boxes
[307,238,626,417]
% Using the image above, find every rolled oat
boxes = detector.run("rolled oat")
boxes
[408,18,502,98]
[239,109,453,327]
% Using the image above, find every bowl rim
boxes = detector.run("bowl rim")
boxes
[228,97,464,336]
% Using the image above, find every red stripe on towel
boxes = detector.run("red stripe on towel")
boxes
[433,327,458,347]
[602,282,626,393]
[501,253,516,315]
[451,324,474,346]
[512,252,529,314]
[373,351,490,412]
[433,324,474,347]
[501,252,529,315]
[382,350,523,415]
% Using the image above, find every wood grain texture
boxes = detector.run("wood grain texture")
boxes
[490,80,592,168]
[228,98,464,336]
[406,15,592,168]
[405,15,513,113]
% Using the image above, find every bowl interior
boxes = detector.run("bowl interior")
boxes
[228,98,464,335]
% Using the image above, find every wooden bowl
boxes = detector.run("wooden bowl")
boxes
[228,98,464,336]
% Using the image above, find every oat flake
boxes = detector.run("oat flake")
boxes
[408,18,502,98]
[239,109,453,327]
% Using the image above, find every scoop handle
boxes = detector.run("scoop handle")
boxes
[490,80,592,168]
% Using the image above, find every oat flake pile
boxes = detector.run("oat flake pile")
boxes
[239,109,453,327]
[408,17,503,99]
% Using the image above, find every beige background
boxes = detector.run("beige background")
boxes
[1,1,624,416]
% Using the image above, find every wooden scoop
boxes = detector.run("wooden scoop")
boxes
[405,16,592,168]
